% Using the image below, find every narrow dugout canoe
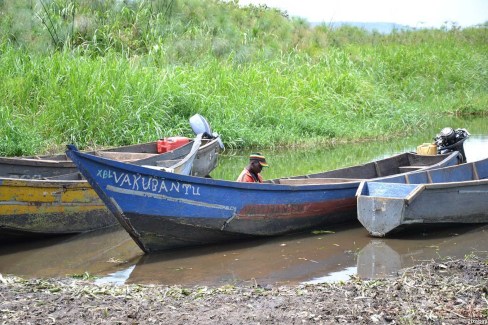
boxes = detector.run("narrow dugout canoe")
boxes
[0,114,223,179]
[0,136,221,179]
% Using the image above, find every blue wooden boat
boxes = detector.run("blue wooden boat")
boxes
[66,144,462,252]
[357,157,488,237]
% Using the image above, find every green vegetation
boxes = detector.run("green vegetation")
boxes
[1,0,487,155]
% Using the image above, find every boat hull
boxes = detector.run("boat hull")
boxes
[0,178,115,240]
[113,196,357,251]
[357,158,488,236]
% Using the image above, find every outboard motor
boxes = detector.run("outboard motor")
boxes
[434,127,470,163]
[189,114,225,149]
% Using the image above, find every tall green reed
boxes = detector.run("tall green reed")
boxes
[0,0,486,155]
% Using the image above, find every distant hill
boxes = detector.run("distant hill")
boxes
[310,21,411,34]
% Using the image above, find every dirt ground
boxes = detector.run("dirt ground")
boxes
[1,257,487,325]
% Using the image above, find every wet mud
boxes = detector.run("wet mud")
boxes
[1,257,487,324]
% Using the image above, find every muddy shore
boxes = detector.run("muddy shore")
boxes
[1,258,487,324]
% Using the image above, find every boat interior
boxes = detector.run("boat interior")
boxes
[267,152,459,185]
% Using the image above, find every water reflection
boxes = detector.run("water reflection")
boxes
[304,267,357,284]
[126,223,368,286]
[96,223,488,286]
[463,134,488,162]
[0,222,486,286]
[95,265,136,285]
[357,224,488,279]
[0,226,142,278]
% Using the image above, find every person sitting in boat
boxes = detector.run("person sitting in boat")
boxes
[236,153,268,183]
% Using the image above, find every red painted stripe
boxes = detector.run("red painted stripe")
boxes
[236,198,357,220]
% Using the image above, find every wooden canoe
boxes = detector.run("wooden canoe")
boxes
[357,157,488,237]
[0,176,114,240]
[0,135,221,179]
[66,146,462,253]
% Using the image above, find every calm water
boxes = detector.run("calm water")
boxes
[0,117,487,286]
[212,116,488,180]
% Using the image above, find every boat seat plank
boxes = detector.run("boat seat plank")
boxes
[2,158,69,164]
[365,182,419,198]
[398,166,427,172]
[278,178,362,185]
[94,151,160,162]
[155,159,180,167]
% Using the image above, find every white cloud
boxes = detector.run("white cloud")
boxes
[237,0,488,27]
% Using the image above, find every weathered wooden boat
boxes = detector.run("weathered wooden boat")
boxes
[0,135,209,240]
[0,175,115,240]
[66,145,462,253]
[0,135,221,179]
[0,114,223,179]
[357,157,488,237]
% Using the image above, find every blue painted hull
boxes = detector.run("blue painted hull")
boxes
[357,158,488,236]
[66,147,461,252]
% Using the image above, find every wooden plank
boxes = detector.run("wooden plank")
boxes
[279,178,362,185]
[398,166,426,172]
[93,151,160,161]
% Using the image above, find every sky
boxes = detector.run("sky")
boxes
[237,0,488,28]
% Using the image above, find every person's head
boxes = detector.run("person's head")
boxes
[248,153,268,174]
